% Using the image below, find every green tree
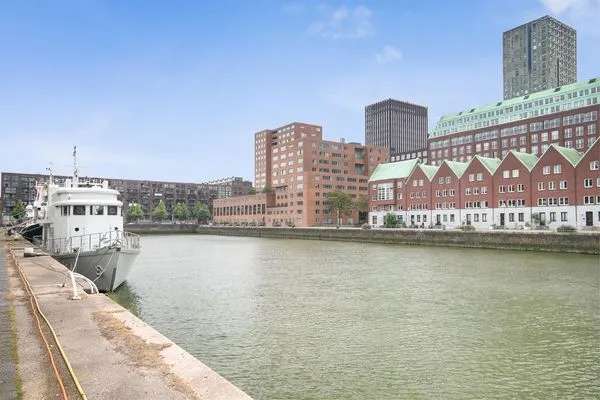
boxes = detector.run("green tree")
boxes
[383,212,398,228]
[354,195,369,212]
[191,202,211,224]
[261,185,272,193]
[127,202,144,222]
[11,200,26,221]
[248,187,257,195]
[152,199,168,222]
[173,202,189,222]
[327,191,353,228]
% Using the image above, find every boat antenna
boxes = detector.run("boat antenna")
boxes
[73,145,79,184]
[46,162,54,185]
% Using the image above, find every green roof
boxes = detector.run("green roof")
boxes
[431,77,600,137]
[509,150,538,171]
[550,144,582,166]
[419,164,439,180]
[443,160,469,177]
[368,159,419,182]
[474,155,502,174]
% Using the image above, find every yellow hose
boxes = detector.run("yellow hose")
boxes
[10,248,89,400]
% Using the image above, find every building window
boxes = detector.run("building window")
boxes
[517,184,524,192]
[542,166,551,175]
[553,164,561,174]
[91,205,104,215]
[469,174,475,182]
[584,178,593,188]
[518,213,524,222]
[548,181,556,190]
[73,205,86,215]
[503,170,510,179]
[550,212,556,222]
[590,161,600,171]
[560,212,567,222]
[476,173,483,181]
[538,182,545,191]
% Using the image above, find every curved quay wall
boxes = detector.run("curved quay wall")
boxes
[126,224,600,255]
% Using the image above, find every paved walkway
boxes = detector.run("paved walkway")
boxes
[0,240,19,399]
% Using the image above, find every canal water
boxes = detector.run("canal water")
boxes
[111,234,600,399]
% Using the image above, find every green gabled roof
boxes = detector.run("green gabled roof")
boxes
[368,159,419,182]
[474,155,502,174]
[551,144,582,167]
[577,136,600,165]
[419,164,439,180]
[509,150,538,171]
[443,160,469,177]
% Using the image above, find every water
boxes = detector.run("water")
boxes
[111,234,600,399]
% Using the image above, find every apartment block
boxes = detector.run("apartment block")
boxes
[503,15,576,99]
[429,78,599,166]
[216,122,389,227]
[369,138,600,230]
[0,172,251,223]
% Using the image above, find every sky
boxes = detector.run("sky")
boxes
[1,0,599,183]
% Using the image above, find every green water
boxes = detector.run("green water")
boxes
[111,234,600,399]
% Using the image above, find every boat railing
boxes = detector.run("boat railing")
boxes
[45,230,141,255]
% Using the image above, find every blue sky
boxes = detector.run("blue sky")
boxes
[1,0,599,182]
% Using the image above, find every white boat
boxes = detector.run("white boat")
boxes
[27,147,140,292]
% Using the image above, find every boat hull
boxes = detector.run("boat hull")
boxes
[54,247,139,292]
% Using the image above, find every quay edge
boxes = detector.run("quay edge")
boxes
[125,224,600,255]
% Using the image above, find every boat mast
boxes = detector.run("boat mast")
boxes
[73,145,79,186]
[46,163,54,185]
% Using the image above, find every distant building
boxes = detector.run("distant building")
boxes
[203,177,252,198]
[428,78,599,166]
[503,15,576,100]
[0,173,251,223]
[215,122,389,227]
[365,99,428,161]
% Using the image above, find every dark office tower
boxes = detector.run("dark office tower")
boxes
[503,15,577,100]
[365,99,428,161]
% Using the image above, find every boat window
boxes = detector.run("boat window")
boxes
[107,206,118,216]
[91,205,104,215]
[61,205,70,216]
[73,205,86,215]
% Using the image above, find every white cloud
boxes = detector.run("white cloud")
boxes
[540,0,599,14]
[375,45,403,64]
[309,5,373,39]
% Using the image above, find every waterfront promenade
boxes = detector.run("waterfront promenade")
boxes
[0,233,252,400]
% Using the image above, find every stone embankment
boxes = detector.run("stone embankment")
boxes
[126,223,600,254]
[1,233,253,400]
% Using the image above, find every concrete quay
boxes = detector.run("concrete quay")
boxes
[125,223,600,255]
[1,234,253,400]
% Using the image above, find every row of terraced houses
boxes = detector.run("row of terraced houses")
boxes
[369,77,600,231]
[368,138,600,230]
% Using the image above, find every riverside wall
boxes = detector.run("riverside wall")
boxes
[125,224,600,254]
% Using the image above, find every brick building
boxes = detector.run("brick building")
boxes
[218,122,389,227]
[428,78,599,166]
[369,138,600,230]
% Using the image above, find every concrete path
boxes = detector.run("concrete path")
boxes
[5,237,253,400]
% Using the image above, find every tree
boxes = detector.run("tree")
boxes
[152,199,168,222]
[354,195,369,212]
[11,200,26,222]
[191,202,211,224]
[327,191,353,228]
[383,213,398,228]
[173,202,189,222]
[261,185,272,193]
[248,187,257,195]
[127,202,144,222]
